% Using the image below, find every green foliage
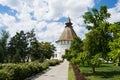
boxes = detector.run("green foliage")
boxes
[8,30,28,62]
[0,69,12,80]
[7,29,55,63]
[84,16,111,59]
[46,59,60,66]
[70,37,83,53]
[0,61,49,80]
[89,54,102,67]
[75,52,89,66]
[84,30,100,55]
[82,6,112,73]
[64,37,83,62]
[39,42,55,60]
[0,30,9,63]
[12,53,21,63]
[83,30,103,73]
[30,38,41,61]
[0,59,60,80]
[83,6,110,30]
[64,49,72,61]
[108,23,120,65]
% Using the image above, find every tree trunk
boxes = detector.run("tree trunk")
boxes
[92,66,96,73]
[118,57,120,66]
[26,55,30,62]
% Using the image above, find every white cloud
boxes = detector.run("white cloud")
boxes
[36,22,64,42]
[0,13,16,27]
[108,0,120,23]
[0,0,95,42]
[0,0,23,12]
[45,0,94,20]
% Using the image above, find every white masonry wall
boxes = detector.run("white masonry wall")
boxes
[54,41,71,60]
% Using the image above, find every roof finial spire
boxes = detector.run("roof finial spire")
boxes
[65,16,72,27]
[67,16,71,23]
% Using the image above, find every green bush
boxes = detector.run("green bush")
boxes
[0,69,14,80]
[0,59,60,80]
[41,61,49,70]
[47,59,60,66]
[0,61,49,80]
[0,69,8,80]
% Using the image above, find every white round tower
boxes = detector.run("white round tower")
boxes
[54,17,77,60]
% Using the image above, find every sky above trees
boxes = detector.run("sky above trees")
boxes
[0,0,120,43]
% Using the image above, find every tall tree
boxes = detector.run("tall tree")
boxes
[0,30,9,63]
[83,6,111,59]
[26,29,40,62]
[83,30,102,73]
[8,30,28,62]
[109,23,120,66]
[30,38,41,61]
[82,6,112,73]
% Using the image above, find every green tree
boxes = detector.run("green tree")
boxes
[30,38,41,61]
[0,30,9,63]
[26,29,40,62]
[65,37,83,63]
[39,42,55,60]
[82,6,112,73]
[70,37,83,53]
[83,6,111,60]
[83,30,102,73]
[83,5,110,30]
[12,49,21,63]
[8,30,28,62]
[108,23,120,66]
[7,29,55,63]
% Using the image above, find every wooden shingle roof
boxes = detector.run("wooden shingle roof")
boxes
[57,17,77,41]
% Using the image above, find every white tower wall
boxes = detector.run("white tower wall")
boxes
[55,41,71,60]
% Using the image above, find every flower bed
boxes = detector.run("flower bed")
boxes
[71,63,87,80]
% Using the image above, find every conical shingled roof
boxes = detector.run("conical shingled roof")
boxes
[58,17,77,41]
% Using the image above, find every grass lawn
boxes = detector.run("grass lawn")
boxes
[68,63,76,80]
[79,63,120,80]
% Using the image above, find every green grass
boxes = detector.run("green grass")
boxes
[68,63,76,80]
[79,64,120,80]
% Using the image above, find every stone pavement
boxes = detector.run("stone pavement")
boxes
[26,60,69,80]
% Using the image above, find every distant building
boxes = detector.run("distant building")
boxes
[54,17,77,60]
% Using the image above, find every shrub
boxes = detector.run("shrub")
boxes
[41,61,49,70]
[0,59,60,80]
[47,59,60,66]
[0,61,49,80]
[0,69,14,80]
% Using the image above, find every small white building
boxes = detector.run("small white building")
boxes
[54,17,77,60]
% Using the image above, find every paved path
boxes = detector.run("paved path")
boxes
[26,60,69,80]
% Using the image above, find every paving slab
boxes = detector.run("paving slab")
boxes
[26,60,69,80]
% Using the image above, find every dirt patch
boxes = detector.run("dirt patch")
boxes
[71,63,88,80]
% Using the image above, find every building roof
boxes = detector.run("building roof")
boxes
[57,17,77,41]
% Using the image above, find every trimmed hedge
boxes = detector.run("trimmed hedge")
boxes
[0,59,60,80]
[47,59,61,66]
[0,62,48,80]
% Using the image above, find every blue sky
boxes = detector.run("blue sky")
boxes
[94,0,117,8]
[0,0,120,42]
